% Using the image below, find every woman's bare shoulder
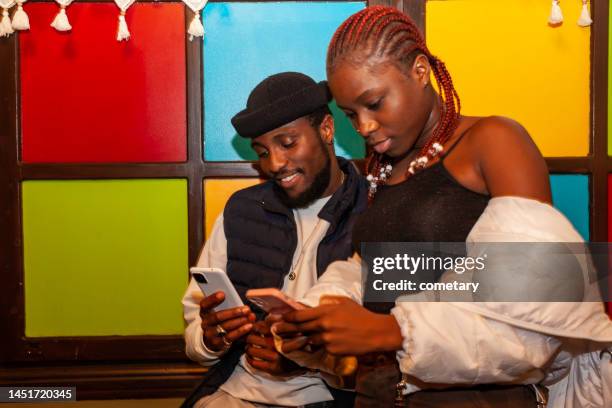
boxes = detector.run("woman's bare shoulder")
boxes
[465,116,551,202]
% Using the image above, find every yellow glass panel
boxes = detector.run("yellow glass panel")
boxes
[204,178,263,238]
[427,0,590,157]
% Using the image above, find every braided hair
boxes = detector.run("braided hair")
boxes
[327,6,460,195]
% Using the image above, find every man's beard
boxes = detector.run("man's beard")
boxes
[273,143,332,209]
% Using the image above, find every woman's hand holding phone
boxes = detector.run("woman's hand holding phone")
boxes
[200,291,256,352]
[274,296,402,355]
[270,297,360,383]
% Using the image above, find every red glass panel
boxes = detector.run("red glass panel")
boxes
[20,3,186,163]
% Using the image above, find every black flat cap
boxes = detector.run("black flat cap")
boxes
[231,72,331,138]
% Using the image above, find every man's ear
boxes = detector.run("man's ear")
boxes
[319,113,335,145]
[412,54,431,87]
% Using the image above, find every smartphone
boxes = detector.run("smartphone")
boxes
[190,267,244,311]
[246,288,305,314]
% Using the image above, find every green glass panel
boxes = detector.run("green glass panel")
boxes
[22,179,188,337]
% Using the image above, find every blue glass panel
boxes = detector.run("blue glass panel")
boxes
[550,174,589,240]
[203,2,365,161]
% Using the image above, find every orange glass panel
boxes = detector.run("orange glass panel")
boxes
[204,179,263,238]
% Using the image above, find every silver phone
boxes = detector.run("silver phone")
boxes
[190,267,244,311]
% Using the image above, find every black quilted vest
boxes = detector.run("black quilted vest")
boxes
[181,158,367,408]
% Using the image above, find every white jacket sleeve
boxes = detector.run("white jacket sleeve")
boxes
[391,302,562,385]
[182,215,229,366]
[299,253,363,307]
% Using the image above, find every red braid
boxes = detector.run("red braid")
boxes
[327,6,461,197]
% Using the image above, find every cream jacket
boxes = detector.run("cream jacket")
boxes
[296,197,612,406]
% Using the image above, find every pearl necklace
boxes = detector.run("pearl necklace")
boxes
[366,163,392,199]
[407,142,444,174]
[366,142,444,200]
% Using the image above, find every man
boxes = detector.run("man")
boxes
[181,72,367,408]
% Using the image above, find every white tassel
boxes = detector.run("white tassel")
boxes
[51,6,71,31]
[187,12,204,41]
[577,2,592,27]
[116,12,130,41]
[114,0,135,42]
[548,0,563,25]
[0,9,14,37]
[11,3,30,31]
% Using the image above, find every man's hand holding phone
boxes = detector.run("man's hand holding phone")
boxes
[200,291,256,352]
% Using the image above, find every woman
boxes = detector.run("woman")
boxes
[273,6,612,407]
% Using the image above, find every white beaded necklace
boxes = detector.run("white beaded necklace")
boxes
[366,141,444,200]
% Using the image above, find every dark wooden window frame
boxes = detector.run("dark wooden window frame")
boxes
[0,0,608,399]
